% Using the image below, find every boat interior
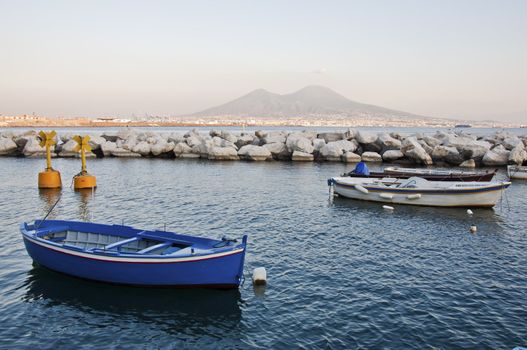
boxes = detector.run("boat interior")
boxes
[39,229,193,255]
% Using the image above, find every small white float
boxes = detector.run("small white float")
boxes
[252,267,267,285]
[406,193,421,200]
[354,184,369,194]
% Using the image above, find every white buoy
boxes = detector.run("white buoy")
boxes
[383,205,394,211]
[354,184,369,194]
[470,225,477,233]
[252,267,267,285]
[467,209,473,215]
[379,193,394,200]
[406,194,421,200]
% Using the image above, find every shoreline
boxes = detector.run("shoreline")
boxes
[1,128,525,168]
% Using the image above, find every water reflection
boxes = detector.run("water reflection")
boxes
[23,267,243,333]
[75,189,95,221]
[38,189,62,220]
[331,196,507,228]
[253,284,267,298]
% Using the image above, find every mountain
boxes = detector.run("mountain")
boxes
[191,86,423,119]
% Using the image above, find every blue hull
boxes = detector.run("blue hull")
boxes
[21,220,247,288]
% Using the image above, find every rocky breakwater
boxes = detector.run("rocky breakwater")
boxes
[1,129,526,167]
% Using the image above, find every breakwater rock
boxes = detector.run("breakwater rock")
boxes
[1,129,526,167]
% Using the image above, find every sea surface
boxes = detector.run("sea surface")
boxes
[3,125,527,137]
[0,156,526,349]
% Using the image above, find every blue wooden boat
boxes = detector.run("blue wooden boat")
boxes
[21,220,247,288]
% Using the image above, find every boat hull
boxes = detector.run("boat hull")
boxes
[22,232,246,289]
[332,181,509,208]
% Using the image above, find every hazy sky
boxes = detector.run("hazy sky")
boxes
[1,0,526,121]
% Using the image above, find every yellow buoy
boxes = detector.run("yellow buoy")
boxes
[37,130,62,189]
[72,135,97,190]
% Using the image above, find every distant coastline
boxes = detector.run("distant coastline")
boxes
[0,115,520,129]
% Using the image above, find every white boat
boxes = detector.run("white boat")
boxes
[507,165,527,180]
[328,176,511,208]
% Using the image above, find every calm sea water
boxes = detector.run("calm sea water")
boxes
[0,156,526,349]
[4,125,527,137]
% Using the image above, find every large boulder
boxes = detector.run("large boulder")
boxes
[132,141,151,156]
[88,135,106,150]
[345,128,358,140]
[101,141,117,156]
[317,132,345,143]
[210,136,238,150]
[122,134,138,151]
[460,143,491,162]
[401,137,433,165]
[218,131,238,144]
[151,140,175,156]
[342,151,361,163]
[167,133,185,144]
[418,140,434,155]
[236,134,256,148]
[291,151,314,161]
[192,142,209,158]
[382,150,404,162]
[482,145,510,166]
[509,142,527,165]
[422,135,441,148]
[59,139,82,158]
[238,145,271,161]
[0,137,18,155]
[442,134,491,159]
[313,139,326,152]
[264,142,290,160]
[319,143,343,161]
[377,133,402,151]
[22,137,50,157]
[60,133,74,143]
[329,140,357,153]
[185,135,202,148]
[431,146,463,165]
[356,131,380,152]
[262,132,287,145]
[286,135,314,154]
[184,129,201,138]
[207,147,239,160]
[502,136,522,150]
[174,142,200,158]
[459,159,476,168]
[355,131,378,144]
[209,130,222,138]
[361,151,382,162]
[13,135,30,150]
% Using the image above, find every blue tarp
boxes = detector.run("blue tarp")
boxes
[353,162,370,175]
